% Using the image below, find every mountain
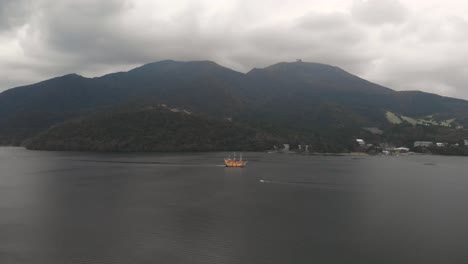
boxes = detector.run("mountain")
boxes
[245,62,468,121]
[2,60,468,151]
[0,60,246,143]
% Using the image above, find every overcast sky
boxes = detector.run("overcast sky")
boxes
[1,0,468,98]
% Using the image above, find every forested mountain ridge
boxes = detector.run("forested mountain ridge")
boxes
[2,60,468,151]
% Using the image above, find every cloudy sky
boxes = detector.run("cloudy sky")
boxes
[1,0,468,98]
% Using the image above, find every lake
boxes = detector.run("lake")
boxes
[1,147,468,263]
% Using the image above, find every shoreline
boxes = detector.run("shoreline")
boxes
[2,146,468,157]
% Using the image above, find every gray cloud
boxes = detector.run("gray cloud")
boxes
[351,0,408,25]
[0,0,33,31]
[237,12,373,73]
[1,0,468,100]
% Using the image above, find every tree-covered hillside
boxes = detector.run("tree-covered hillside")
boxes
[25,107,281,152]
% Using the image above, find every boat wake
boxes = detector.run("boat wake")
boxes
[259,179,370,192]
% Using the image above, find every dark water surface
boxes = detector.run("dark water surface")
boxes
[1,147,468,263]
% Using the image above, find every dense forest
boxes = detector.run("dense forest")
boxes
[26,107,281,152]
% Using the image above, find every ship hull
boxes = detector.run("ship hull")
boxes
[224,159,247,167]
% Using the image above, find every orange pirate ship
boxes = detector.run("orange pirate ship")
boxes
[224,152,248,167]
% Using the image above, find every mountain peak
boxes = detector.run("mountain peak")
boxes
[128,60,236,75]
[246,60,392,94]
[137,59,223,69]
[247,61,343,75]
[33,73,85,86]
[265,60,343,72]
[62,73,84,79]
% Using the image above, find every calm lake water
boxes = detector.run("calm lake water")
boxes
[1,147,468,264]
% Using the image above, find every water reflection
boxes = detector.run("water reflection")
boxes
[1,148,468,263]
